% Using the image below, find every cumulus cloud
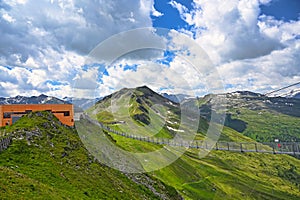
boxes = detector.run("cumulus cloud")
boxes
[1,0,299,98]
[0,0,153,59]
[171,0,300,94]
[177,0,284,63]
[99,60,196,96]
[0,0,154,97]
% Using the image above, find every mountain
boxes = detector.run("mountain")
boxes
[285,89,300,99]
[0,94,90,114]
[161,93,191,103]
[1,87,300,199]
[0,94,66,105]
[0,111,180,199]
[63,97,103,110]
[294,93,300,99]
[84,86,300,199]
[91,86,179,128]
[268,88,300,99]
[195,91,300,142]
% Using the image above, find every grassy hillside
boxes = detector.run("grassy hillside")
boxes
[0,111,180,200]
[86,86,300,199]
[83,120,300,199]
[89,86,181,139]
[196,92,300,142]
[1,87,300,199]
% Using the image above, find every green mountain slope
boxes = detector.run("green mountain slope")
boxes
[196,91,300,142]
[86,86,300,199]
[89,86,182,139]
[0,111,180,199]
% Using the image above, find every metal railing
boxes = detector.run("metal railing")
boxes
[83,115,300,156]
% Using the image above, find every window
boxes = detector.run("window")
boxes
[64,111,70,116]
[3,112,11,118]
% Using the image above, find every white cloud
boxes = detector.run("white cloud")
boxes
[258,15,300,43]
[218,40,300,93]
[2,13,16,23]
[1,0,299,98]
[171,0,300,94]
[151,5,163,17]
[181,0,283,64]
[0,0,154,98]
[169,0,188,15]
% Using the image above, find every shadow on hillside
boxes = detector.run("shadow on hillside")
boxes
[199,105,247,133]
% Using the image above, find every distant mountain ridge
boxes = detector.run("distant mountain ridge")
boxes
[194,90,300,142]
[283,89,300,99]
[0,94,66,105]
[161,93,191,103]
[266,88,300,99]
[63,97,102,110]
[0,94,103,111]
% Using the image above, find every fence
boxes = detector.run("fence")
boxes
[0,135,12,152]
[83,115,300,156]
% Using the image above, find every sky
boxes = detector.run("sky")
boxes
[0,0,299,98]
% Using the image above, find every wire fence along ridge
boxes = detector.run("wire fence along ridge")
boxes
[83,115,300,156]
[0,136,12,152]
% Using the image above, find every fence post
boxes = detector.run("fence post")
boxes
[240,143,243,152]
[255,143,258,152]
[227,142,230,151]
[272,143,276,154]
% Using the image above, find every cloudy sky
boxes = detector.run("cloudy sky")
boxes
[0,0,299,98]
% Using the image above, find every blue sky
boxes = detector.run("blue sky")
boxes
[0,0,299,98]
[151,0,192,29]
[260,0,300,21]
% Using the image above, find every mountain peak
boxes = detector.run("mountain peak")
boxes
[38,94,48,98]
[136,85,151,90]
[231,91,263,97]
[135,85,156,95]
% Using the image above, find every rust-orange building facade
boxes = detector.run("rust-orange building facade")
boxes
[0,104,74,127]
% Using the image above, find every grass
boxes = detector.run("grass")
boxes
[0,111,181,199]
[3,86,299,199]
[153,149,300,199]
[94,124,300,199]
[229,108,300,142]
[197,94,300,143]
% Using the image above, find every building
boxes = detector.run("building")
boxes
[0,104,74,127]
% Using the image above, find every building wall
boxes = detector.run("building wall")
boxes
[0,104,74,127]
